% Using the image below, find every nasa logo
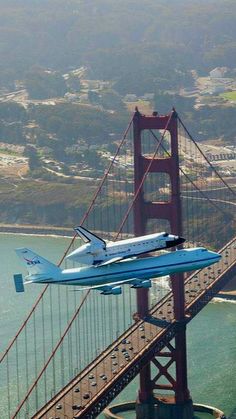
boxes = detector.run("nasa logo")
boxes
[24,257,41,266]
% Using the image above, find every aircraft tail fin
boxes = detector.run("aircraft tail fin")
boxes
[74,226,106,247]
[15,248,61,277]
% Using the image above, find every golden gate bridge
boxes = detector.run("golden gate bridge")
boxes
[0,109,236,418]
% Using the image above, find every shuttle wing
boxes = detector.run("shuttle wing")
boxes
[95,257,124,266]
[74,226,106,247]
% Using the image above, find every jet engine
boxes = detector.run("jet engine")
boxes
[100,286,122,295]
[131,279,152,289]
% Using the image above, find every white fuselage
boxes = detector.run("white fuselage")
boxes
[32,247,221,287]
[66,232,184,265]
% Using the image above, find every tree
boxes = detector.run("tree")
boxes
[24,145,41,171]
[66,74,81,93]
[25,67,67,99]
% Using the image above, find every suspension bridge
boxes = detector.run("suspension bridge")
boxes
[0,109,236,419]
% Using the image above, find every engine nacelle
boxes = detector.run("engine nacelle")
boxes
[100,286,122,295]
[131,279,152,289]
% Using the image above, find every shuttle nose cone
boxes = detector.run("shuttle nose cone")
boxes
[176,236,186,245]
[166,236,185,248]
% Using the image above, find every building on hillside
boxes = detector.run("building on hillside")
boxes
[124,94,137,102]
[209,85,226,94]
[209,67,228,79]
[141,93,155,100]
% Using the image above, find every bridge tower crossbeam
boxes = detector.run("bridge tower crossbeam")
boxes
[133,109,193,417]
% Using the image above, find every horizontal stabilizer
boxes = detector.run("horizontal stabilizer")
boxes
[14,274,25,293]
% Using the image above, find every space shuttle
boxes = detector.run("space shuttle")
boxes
[66,226,185,266]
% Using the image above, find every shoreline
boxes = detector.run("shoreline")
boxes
[0,223,74,237]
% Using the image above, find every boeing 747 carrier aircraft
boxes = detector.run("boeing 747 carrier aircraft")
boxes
[14,246,221,295]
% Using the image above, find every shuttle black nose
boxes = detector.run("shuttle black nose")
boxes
[176,237,185,245]
[166,236,185,248]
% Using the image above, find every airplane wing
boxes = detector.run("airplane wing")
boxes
[71,277,138,291]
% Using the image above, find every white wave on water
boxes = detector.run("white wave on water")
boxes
[211,297,236,304]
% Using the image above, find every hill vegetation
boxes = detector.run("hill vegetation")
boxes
[0,0,236,91]
[0,0,235,231]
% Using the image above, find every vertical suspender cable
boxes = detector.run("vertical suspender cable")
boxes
[6,353,10,417]
[49,287,56,397]
[41,298,47,405]
[24,324,29,413]
[15,339,20,406]
[33,311,38,411]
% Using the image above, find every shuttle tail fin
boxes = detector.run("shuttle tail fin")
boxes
[74,226,106,247]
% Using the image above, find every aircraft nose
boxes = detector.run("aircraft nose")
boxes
[166,236,185,248]
[211,251,221,261]
[176,236,185,245]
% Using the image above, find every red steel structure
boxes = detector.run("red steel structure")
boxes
[133,109,191,412]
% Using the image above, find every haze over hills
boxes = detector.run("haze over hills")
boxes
[0,0,236,90]
[0,0,235,231]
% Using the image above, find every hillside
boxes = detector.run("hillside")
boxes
[0,0,235,232]
[0,0,236,91]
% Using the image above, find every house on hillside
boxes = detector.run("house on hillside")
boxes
[209,67,228,79]
[124,94,137,102]
[141,93,155,100]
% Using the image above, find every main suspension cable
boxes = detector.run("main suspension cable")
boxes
[178,115,236,198]
[150,128,230,218]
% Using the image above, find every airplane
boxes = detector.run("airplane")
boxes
[14,246,221,295]
[65,226,185,266]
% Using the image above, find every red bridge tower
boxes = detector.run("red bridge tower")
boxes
[133,109,193,418]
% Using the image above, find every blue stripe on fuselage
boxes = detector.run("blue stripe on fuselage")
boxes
[39,255,220,285]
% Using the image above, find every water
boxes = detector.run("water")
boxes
[0,233,236,417]
[111,412,213,419]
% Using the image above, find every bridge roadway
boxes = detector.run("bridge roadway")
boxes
[33,238,236,419]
